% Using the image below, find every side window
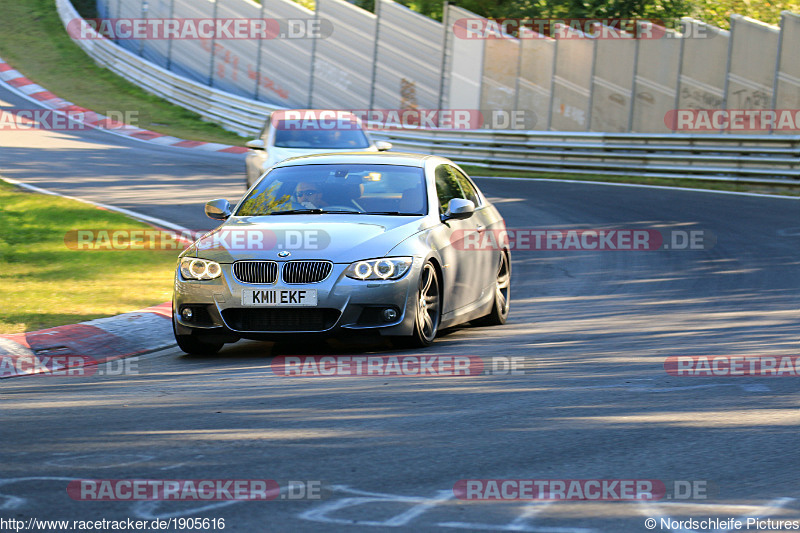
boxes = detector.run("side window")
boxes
[434,165,481,213]
[451,167,481,207]
[435,165,463,214]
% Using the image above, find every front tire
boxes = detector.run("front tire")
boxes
[393,261,441,348]
[172,314,223,355]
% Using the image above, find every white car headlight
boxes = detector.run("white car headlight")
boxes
[180,257,222,280]
[345,257,412,281]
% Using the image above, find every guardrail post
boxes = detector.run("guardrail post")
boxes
[138,0,149,57]
[546,38,557,131]
[208,0,219,87]
[720,15,735,134]
[368,0,382,111]
[674,20,686,120]
[628,23,641,133]
[585,38,597,131]
[436,1,450,127]
[166,0,175,70]
[512,29,522,124]
[770,12,786,134]
[253,0,266,100]
[307,0,320,107]
[115,0,122,44]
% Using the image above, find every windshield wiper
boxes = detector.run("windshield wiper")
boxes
[360,211,420,216]
[263,209,324,215]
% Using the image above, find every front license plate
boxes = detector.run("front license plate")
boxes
[241,288,318,307]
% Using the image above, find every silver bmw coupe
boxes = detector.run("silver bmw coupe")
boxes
[172,152,510,354]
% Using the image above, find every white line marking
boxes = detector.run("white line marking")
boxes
[299,485,452,527]
[439,501,596,532]
[0,176,189,233]
[44,453,154,468]
[559,382,770,393]
[158,463,186,471]
[131,482,285,519]
[0,476,82,486]
[739,383,771,392]
[511,501,557,526]
[383,490,454,526]
[0,495,26,510]
[131,500,240,519]
[438,522,594,533]
[0,477,78,513]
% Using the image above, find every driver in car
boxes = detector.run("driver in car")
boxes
[294,182,328,209]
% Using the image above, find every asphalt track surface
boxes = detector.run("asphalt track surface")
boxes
[2,82,800,533]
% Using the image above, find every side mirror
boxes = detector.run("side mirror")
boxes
[375,140,392,152]
[205,199,232,220]
[245,139,266,150]
[444,198,475,220]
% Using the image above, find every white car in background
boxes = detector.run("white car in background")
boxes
[244,109,392,188]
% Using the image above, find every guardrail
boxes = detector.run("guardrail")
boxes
[56,0,800,184]
[55,0,277,136]
[368,130,800,184]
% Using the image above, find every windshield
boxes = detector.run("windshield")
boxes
[273,128,371,149]
[237,164,428,216]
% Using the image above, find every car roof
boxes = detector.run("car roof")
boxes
[274,151,445,168]
[269,109,363,125]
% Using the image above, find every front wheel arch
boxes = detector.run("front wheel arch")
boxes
[392,259,442,348]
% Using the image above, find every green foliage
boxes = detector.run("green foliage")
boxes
[687,0,800,28]
[351,0,689,23]
[71,0,97,18]
[352,0,797,29]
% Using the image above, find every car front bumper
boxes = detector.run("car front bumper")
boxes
[173,260,420,341]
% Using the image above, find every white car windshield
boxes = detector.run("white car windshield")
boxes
[237,164,428,216]
[273,128,371,149]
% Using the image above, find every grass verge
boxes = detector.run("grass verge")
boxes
[0,0,246,146]
[0,179,178,334]
[459,166,800,197]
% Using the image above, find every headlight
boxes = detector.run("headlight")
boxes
[179,257,222,280]
[345,257,412,281]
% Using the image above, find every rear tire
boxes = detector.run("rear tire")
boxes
[473,251,510,327]
[172,314,223,355]
[392,261,440,348]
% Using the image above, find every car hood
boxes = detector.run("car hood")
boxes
[184,215,432,263]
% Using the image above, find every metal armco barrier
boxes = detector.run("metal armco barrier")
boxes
[370,129,800,184]
[55,0,277,136]
[56,0,800,184]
